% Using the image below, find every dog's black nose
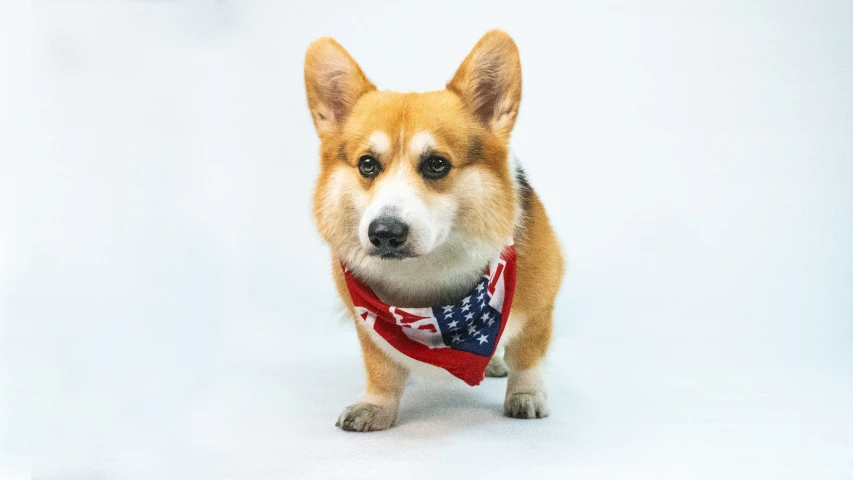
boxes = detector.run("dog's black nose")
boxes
[368,217,409,252]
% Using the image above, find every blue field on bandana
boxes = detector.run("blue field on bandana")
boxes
[431,277,502,357]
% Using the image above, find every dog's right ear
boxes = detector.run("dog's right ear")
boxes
[304,38,376,136]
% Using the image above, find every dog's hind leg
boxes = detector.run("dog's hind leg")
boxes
[485,355,509,377]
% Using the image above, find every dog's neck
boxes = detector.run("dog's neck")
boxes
[346,239,503,308]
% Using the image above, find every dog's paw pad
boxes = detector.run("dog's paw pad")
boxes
[335,403,395,432]
[485,356,509,377]
[504,392,550,419]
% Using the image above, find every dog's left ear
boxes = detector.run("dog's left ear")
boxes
[447,30,522,141]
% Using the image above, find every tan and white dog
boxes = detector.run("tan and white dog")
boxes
[304,30,564,431]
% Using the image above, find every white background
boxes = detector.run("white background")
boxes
[1,1,852,479]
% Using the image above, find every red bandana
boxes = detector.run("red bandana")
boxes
[342,244,517,386]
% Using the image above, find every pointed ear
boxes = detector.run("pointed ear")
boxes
[304,37,376,135]
[447,30,522,140]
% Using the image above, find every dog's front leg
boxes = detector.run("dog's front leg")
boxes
[503,310,552,419]
[336,323,409,432]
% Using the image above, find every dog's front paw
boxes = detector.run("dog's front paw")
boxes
[504,391,550,419]
[335,403,396,432]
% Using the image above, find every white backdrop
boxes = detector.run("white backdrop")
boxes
[1,1,852,479]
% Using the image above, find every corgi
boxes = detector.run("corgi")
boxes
[304,30,564,431]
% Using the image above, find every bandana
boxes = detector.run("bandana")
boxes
[341,243,517,386]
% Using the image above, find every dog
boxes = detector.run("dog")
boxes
[304,30,564,431]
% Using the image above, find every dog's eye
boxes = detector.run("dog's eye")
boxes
[421,156,451,179]
[358,155,380,178]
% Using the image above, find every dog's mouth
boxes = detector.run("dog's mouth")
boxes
[370,250,416,261]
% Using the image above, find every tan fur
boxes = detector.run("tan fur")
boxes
[306,30,564,429]
[503,193,563,370]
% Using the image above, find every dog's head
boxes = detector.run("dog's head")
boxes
[306,31,522,279]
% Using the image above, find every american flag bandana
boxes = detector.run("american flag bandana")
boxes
[341,243,517,386]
